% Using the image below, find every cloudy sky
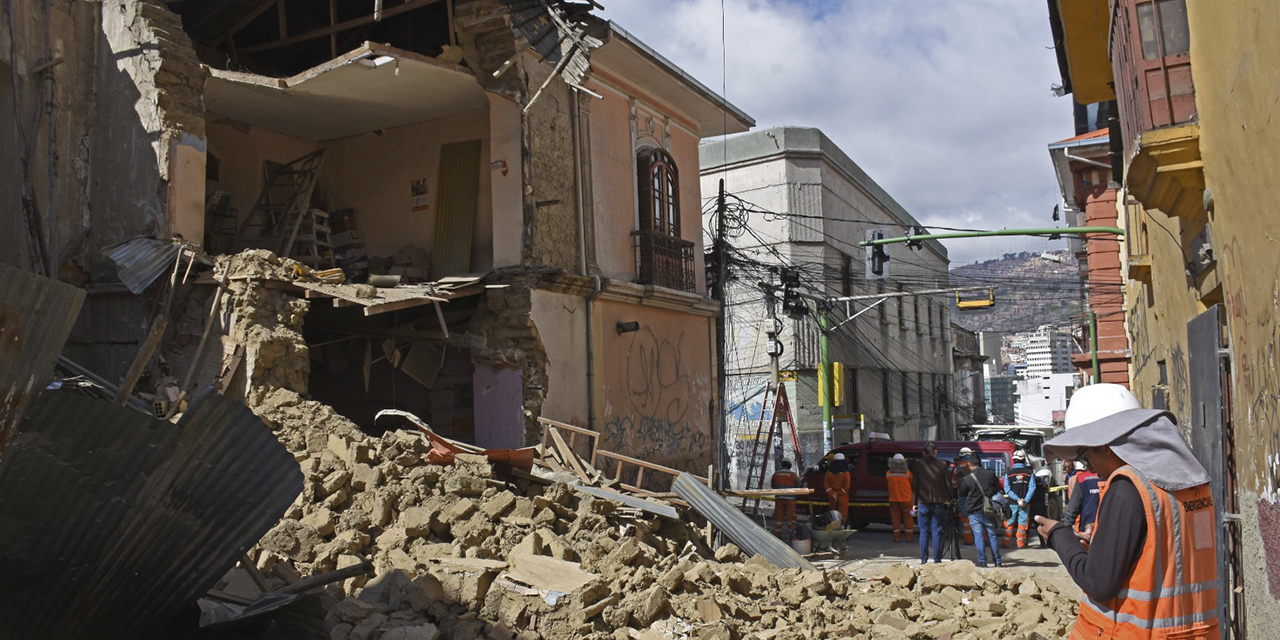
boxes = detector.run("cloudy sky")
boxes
[598,0,1077,266]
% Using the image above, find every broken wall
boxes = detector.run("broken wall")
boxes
[1,0,203,279]
[596,300,714,473]
[529,288,591,427]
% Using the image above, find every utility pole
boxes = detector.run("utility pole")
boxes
[713,179,729,490]
[818,306,834,454]
[1090,311,1100,384]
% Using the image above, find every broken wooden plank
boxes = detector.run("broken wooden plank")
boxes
[547,427,591,483]
[363,296,441,316]
[116,316,168,405]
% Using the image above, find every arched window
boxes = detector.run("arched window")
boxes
[637,148,679,236]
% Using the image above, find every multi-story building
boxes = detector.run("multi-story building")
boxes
[977,331,1004,379]
[1046,1,1280,634]
[985,375,1018,424]
[700,127,952,480]
[1046,119,1130,386]
[952,324,988,428]
[1024,325,1075,377]
[0,0,753,477]
[1014,372,1080,429]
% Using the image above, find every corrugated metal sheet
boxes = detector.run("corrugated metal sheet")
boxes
[102,236,182,294]
[0,388,304,639]
[672,472,815,570]
[431,140,483,278]
[0,264,86,457]
[575,484,679,519]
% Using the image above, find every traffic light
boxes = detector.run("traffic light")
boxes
[780,268,808,318]
[865,229,890,278]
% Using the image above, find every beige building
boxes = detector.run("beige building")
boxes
[700,127,952,481]
[1048,1,1280,634]
[1,1,750,475]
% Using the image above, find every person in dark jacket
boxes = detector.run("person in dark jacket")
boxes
[1061,463,1101,543]
[910,442,952,564]
[956,454,1002,567]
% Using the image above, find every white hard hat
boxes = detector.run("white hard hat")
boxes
[892,453,905,461]
[1065,383,1142,429]
[1074,461,1087,471]
[1035,468,1052,478]
[959,447,973,455]
[833,453,845,460]
[1012,449,1027,461]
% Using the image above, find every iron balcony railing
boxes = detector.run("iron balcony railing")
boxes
[632,229,695,293]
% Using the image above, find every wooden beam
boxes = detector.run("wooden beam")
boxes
[212,0,280,48]
[238,0,444,55]
[363,296,442,316]
[116,316,168,406]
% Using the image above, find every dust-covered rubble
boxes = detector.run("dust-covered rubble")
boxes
[232,423,1077,640]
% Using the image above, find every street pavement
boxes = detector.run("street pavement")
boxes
[795,521,1084,601]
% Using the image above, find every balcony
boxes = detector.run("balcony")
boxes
[632,229,695,293]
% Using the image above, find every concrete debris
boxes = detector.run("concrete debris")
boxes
[245,416,1077,640]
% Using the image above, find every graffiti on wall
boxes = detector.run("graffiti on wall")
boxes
[602,327,710,472]
[1221,235,1280,499]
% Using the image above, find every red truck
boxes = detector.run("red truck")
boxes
[801,439,1017,529]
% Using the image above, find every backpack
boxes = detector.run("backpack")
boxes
[968,472,1000,522]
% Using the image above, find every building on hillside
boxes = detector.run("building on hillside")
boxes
[1013,372,1080,429]
[951,324,988,428]
[0,0,752,477]
[1045,1,1280,633]
[699,126,951,483]
[985,375,1017,424]
[1047,127,1130,386]
[1024,325,1075,377]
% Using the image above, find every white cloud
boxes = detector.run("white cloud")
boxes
[598,0,1076,265]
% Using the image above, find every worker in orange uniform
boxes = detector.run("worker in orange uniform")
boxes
[824,452,851,526]
[770,459,799,539]
[885,453,914,543]
[1036,384,1219,640]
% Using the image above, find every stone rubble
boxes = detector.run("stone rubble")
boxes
[237,424,1077,640]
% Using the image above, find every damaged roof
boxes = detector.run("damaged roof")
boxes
[0,388,304,639]
[0,264,86,457]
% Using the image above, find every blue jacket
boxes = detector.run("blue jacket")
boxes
[1003,464,1036,503]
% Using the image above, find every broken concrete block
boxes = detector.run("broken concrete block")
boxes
[301,508,337,537]
[713,543,745,563]
[405,572,446,611]
[322,488,349,510]
[628,585,670,627]
[481,491,517,520]
[881,563,916,589]
[446,498,478,521]
[328,434,355,466]
[259,519,323,562]
[401,506,438,537]
[351,462,384,491]
[333,596,375,623]
[427,558,506,609]
[510,531,546,558]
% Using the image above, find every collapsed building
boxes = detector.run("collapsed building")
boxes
[1,0,754,474]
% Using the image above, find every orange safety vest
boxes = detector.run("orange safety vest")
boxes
[770,470,798,501]
[1071,466,1220,640]
[886,469,913,503]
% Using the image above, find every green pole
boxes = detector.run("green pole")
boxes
[820,309,833,453]
[858,226,1124,247]
[1090,311,1100,384]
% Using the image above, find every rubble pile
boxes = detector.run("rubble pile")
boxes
[240,425,1075,640]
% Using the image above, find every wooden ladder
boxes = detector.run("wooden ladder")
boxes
[286,209,336,269]
[741,384,805,517]
[235,149,325,255]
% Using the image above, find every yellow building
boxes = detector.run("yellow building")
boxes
[1048,1,1280,635]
